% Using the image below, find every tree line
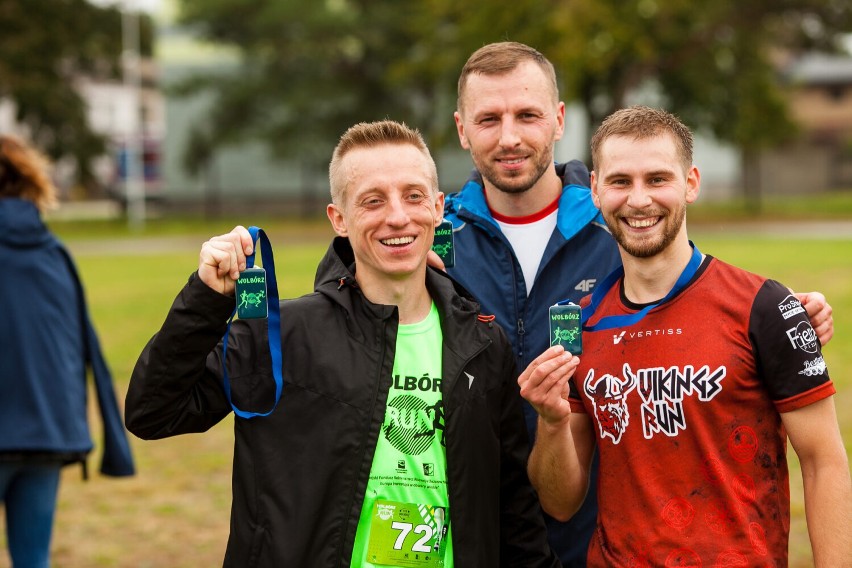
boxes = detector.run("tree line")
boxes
[2,0,849,196]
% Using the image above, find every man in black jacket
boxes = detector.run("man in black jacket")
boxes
[126,120,559,568]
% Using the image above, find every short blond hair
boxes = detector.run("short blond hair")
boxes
[0,135,58,211]
[457,42,558,113]
[328,120,439,206]
[591,106,694,173]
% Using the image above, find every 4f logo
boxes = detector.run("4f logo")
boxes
[575,279,597,293]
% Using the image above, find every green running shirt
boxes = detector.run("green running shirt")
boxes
[351,302,453,568]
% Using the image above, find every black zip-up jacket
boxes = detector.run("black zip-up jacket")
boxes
[126,237,560,568]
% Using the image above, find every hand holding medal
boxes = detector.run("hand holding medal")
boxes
[218,225,283,419]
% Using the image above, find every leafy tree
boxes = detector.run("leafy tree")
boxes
[174,0,448,176]
[175,0,851,208]
[545,0,851,209]
[173,0,567,175]
[0,0,153,195]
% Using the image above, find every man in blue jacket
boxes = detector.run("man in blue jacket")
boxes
[442,41,835,566]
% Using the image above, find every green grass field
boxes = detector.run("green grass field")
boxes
[1,215,849,567]
[693,234,852,566]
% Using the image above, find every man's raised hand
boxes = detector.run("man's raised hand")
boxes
[198,225,254,296]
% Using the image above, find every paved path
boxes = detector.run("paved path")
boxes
[64,227,336,257]
[67,235,211,256]
[62,219,852,257]
[691,219,852,240]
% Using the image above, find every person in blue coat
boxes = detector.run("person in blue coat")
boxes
[0,135,134,568]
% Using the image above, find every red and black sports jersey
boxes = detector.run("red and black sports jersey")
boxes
[568,256,834,567]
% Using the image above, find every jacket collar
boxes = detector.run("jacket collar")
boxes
[0,198,55,248]
[445,162,605,242]
[314,236,480,315]
[312,236,493,395]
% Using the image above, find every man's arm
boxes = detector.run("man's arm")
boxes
[782,396,852,567]
[518,346,595,521]
[125,226,259,439]
[795,291,833,345]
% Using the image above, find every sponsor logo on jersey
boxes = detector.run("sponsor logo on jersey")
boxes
[585,363,726,443]
[778,295,805,320]
[583,367,636,444]
[798,356,827,377]
[786,321,819,354]
[611,328,683,344]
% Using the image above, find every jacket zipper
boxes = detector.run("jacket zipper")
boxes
[339,316,390,566]
[443,333,492,561]
[517,317,525,360]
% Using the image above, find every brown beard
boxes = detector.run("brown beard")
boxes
[472,147,554,196]
[603,204,685,258]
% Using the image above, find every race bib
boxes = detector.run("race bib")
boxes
[366,499,449,567]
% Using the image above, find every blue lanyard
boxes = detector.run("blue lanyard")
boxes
[577,242,702,332]
[221,226,283,418]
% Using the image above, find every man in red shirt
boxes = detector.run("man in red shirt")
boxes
[519,105,851,566]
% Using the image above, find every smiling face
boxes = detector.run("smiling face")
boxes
[591,133,699,259]
[326,143,444,287]
[455,61,564,197]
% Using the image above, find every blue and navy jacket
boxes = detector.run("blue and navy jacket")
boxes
[444,162,621,567]
[0,198,134,478]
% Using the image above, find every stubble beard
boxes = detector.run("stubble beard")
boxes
[474,148,553,196]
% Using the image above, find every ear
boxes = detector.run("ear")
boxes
[685,165,701,204]
[454,111,470,150]
[553,101,566,142]
[590,170,601,208]
[434,192,446,227]
[326,203,348,237]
